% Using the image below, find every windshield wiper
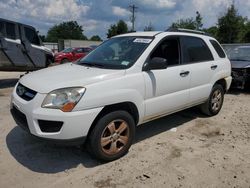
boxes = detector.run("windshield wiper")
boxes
[80,62,104,68]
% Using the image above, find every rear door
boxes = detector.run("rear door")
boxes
[20,25,46,68]
[180,36,215,104]
[0,20,29,69]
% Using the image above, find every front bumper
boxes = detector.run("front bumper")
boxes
[10,84,103,143]
[231,68,250,89]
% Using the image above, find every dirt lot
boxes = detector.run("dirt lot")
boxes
[0,72,250,188]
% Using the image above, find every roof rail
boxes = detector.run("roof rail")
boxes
[166,28,210,36]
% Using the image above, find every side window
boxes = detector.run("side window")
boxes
[84,48,92,52]
[6,22,16,39]
[24,27,40,45]
[150,37,180,66]
[181,36,214,63]
[0,21,4,37]
[210,40,226,58]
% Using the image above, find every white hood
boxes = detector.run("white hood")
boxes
[20,63,126,93]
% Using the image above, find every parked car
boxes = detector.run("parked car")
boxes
[0,18,53,71]
[54,47,92,64]
[10,29,232,161]
[224,45,250,89]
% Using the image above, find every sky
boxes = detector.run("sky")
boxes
[0,0,250,40]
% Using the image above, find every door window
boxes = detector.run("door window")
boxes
[150,37,180,66]
[75,48,84,53]
[210,40,226,58]
[0,21,4,36]
[24,27,40,45]
[181,36,214,63]
[6,22,16,39]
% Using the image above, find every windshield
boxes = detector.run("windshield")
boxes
[226,46,250,61]
[78,36,153,69]
[62,48,73,53]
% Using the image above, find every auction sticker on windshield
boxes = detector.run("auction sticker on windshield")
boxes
[133,38,152,43]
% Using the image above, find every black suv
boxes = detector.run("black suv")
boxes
[0,18,53,71]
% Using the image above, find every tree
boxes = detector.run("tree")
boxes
[107,20,128,38]
[38,35,46,42]
[171,18,196,30]
[204,26,218,38]
[144,22,154,31]
[170,11,204,30]
[195,11,203,30]
[217,4,246,43]
[46,21,87,42]
[90,35,102,41]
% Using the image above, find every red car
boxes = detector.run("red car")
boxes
[54,47,92,64]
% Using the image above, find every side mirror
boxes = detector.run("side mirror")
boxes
[143,57,168,71]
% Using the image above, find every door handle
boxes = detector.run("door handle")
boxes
[180,71,190,77]
[211,65,218,70]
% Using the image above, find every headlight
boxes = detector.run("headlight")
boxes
[42,87,86,112]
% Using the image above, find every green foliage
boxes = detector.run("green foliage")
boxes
[90,35,102,41]
[107,20,128,38]
[171,18,196,30]
[195,11,203,30]
[204,26,218,39]
[46,21,87,42]
[39,35,46,42]
[144,22,155,31]
[217,4,247,43]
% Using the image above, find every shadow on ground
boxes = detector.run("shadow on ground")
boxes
[0,79,19,89]
[6,108,203,173]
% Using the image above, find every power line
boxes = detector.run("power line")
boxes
[129,4,138,32]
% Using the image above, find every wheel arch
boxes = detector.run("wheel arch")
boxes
[214,78,227,92]
[86,102,139,139]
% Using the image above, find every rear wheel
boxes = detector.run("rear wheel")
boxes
[87,111,135,161]
[200,84,224,116]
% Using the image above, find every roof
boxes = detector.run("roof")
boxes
[114,31,162,37]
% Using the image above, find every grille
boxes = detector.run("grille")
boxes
[10,105,29,132]
[16,83,37,101]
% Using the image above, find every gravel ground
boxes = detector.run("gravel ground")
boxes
[0,72,250,188]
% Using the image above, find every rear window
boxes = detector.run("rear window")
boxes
[6,22,16,39]
[24,27,40,45]
[181,36,214,63]
[210,40,226,58]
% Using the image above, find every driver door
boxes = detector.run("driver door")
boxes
[143,36,190,120]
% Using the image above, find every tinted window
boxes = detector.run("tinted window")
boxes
[0,21,4,36]
[182,36,214,63]
[6,22,16,39]
[150,38,180,66]
[210,40,226,58]
[24,27,40,45]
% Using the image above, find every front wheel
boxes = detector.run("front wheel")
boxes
[87,111,135,161]
[200,84,224,116]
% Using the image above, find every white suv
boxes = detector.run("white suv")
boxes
[10,29,232,161]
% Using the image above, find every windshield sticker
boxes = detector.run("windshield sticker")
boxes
[121,61,130,66]
[133,38,152,44]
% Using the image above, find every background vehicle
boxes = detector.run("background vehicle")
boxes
[0,18,53,71]
[11,29,232,161]
[223,45,250,89]
[54,47,92,64]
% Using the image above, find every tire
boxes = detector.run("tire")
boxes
[87,111,135,161]
[61,58,69,64]
[200,84,224,116]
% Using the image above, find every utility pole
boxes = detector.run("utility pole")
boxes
[129,4,138,32]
